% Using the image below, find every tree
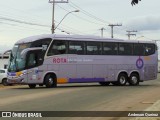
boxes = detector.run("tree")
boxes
[131,0,141,6]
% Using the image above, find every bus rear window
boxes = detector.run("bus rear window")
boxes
[145,44,155,56]
[133,43,155,56]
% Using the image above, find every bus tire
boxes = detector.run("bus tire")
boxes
[99,82,110,86]
[117,73,127,86]
[44,74,57,88]
[2,78,9,86]
[129,73,139,86]
[28,84,36,88]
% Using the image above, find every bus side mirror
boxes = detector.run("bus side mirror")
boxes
[21,49,29,60]
[20,47,43,59]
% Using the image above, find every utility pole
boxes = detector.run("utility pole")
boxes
[52,0,55,34]
[99,27,105,37]
[108,24,122,38]
[126,30,137,40]
[49,0,69,34]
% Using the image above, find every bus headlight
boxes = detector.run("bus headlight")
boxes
[16,71,23,77]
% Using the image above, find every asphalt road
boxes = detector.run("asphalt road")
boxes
[0,74,160,120]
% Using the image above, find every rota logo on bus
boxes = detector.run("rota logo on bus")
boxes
[53,58,67,63]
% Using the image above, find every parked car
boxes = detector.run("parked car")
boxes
[0,68,8,86]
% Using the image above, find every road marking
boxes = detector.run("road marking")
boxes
[141,101,155,104]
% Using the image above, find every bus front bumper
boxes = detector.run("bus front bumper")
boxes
[7,77,26,84]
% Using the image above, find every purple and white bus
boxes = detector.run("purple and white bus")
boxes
[7,34,158,88]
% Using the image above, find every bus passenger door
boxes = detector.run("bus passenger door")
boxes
[26,50,44,84]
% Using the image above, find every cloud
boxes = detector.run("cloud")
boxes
[125,16,160,32]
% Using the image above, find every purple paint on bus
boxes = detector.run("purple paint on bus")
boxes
[69,78,105,83]
[8,72,16,76]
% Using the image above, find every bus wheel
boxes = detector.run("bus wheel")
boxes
[2,78,9,86]
[99,82,110,86]
[45,74,57,88]
[28,84,36,88]
[129,73,139,86]
[117,73,127,86]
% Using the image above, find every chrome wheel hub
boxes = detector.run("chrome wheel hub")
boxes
[48,78,53,85]
[120,76,126,84]
[131,76,137,84]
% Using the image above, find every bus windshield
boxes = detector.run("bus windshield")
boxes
[8,43,31,72]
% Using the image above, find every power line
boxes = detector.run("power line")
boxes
[0,16,50,28]
[0,3,75,34]
[69,1,110,24]
[57,4,110,36]
[57,4,104,26]
[68,1,135,36]
[68,1,132,38]
[0,2,85,35]
[0,21,50,33]
[0,16,80,35]
[0,6,48,25]
[54,19,87,35]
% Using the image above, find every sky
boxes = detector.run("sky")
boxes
[0,0,160,53]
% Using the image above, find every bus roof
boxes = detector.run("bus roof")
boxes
[15,34,155,44]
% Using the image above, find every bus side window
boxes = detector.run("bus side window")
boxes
[103,42,118,55]
[86,42,102,55]
[133,44,145,56]
[31,38,52,48]
[69,41,85,55]
[47,40,68,56]
[118,43,133,55]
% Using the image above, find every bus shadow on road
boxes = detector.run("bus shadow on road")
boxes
[9,83,159,90]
